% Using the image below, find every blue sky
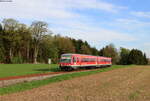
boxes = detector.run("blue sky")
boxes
[0,0,150,57]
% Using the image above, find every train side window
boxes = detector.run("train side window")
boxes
[73,57,76,63]
[77,58,79,62]
[82,58,88,62]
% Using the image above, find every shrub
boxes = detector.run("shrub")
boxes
[11,56,23,64]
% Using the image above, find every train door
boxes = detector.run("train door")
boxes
[72,56,76,65]
[76,57,80,66]
[73,56,80,66]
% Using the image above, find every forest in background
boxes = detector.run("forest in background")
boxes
[0,18,148,65]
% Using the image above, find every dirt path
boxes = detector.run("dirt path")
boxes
[1,66,150,101]
[0,69,96,87]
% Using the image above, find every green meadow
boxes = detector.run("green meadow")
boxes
[0,64,59,78]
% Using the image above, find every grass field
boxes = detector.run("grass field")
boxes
[1,65,150,101]
[0,65,131,95]
[0,64,59,78]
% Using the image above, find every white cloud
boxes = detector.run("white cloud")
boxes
[51,20,136,43]
[114,18,150,30]
[141,43,150,58]
[116,18,150,25]
[116,19,139,24]
[0,0,80,19]
[0,0,126,20]
[131,11,150,18]
[60,0,126,13]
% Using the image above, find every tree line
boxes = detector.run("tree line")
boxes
[0,18,148,65]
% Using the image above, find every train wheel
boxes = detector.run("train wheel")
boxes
[60,67,65,71]
[64,67,73,71]
[68,67,74,71]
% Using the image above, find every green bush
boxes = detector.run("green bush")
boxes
[0,47,5,63]
[11,56,23,64]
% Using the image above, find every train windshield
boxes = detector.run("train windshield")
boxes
[60,55,71,63]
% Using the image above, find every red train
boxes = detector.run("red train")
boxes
[59,53,112,71]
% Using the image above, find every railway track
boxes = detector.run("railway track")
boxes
[0,69,99,88]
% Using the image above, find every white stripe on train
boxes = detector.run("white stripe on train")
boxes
[64,64,112,67]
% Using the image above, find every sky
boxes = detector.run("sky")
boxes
[0,0,150,57]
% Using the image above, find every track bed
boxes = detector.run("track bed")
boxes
[0,69,99,87]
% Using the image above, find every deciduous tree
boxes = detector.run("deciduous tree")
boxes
[2,18,20,63]
[99,44,119,64]
[30,21,48,63]
[119,47,130,65]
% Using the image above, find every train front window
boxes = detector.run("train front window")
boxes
[60,55,71,63]
[60,59,71,63]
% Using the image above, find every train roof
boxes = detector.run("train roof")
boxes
[61,53,111,59]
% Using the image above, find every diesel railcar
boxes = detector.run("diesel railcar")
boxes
[59,53,112,71]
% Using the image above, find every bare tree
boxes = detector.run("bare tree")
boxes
[30,21,48,64]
